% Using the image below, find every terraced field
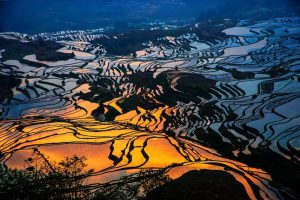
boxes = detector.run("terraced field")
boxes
[1,17,300,199]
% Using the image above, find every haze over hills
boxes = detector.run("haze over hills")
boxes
[0,0,299,33]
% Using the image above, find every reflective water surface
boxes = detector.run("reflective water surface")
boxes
[1,17,300,200]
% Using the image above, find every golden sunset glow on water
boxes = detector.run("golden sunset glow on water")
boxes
[1,3,300,198]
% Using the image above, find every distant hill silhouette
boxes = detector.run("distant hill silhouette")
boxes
[145,170,250,200]
[0,0,299,33]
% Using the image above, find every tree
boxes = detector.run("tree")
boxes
[0,148,171,200]
[0,149,93,199]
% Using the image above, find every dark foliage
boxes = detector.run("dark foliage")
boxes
[0,73,21,103]
[92,19,235,56]
[0,37,74,61]
[0,150,171,200]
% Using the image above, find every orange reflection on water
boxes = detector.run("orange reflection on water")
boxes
[1,97,280,200]
[6,143,113,172]
[143,137,187,167]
